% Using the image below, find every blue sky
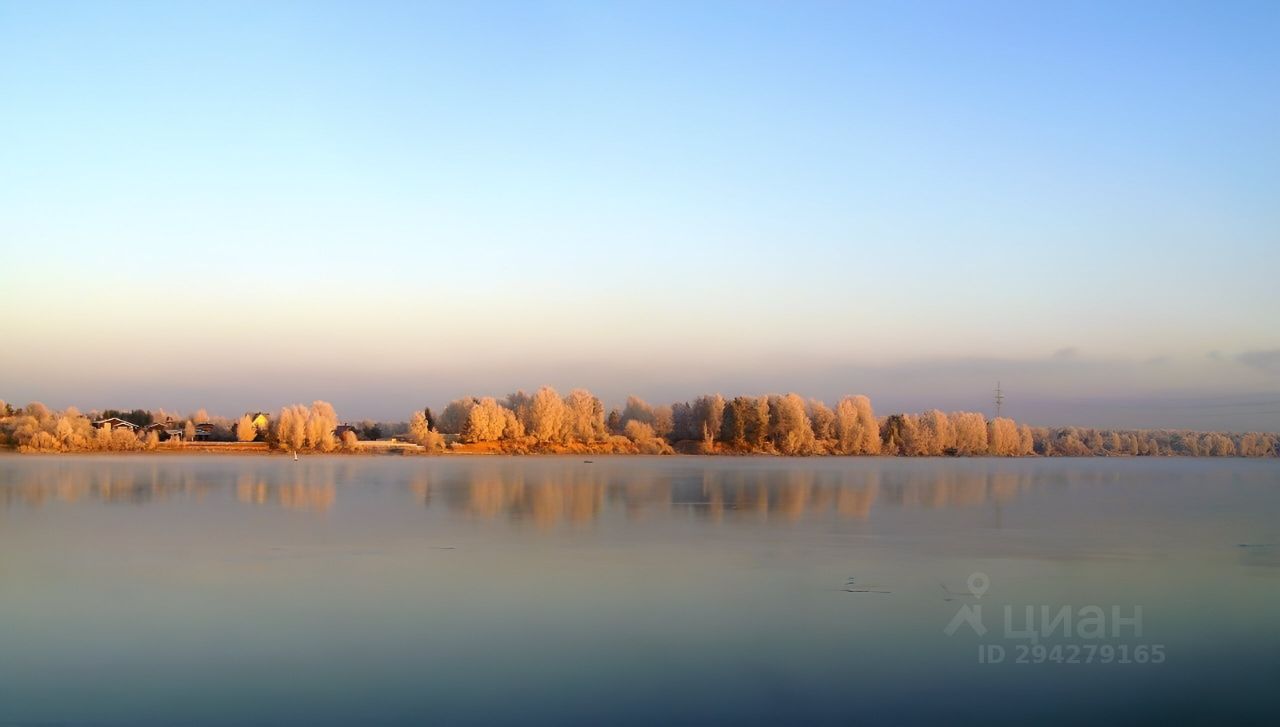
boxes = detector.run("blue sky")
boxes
[1,1,1277,428]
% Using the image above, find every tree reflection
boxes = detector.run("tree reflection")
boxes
[0,459,1044,524]
[235,470,336,513]
[407,461,1040,528]
[0,461,219,508]
[0,459,339,513]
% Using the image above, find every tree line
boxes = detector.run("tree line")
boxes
[0,392,1275,457]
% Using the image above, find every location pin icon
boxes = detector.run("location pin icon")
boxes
[967,572,990,599]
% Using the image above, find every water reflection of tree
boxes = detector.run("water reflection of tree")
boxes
[0,461,219,508]
[413,461,1042,528]
[442,463,606,528]
[0,459,339,514]
[235,464,337,513]
[698,469,875,521]
[1,460,1047,523]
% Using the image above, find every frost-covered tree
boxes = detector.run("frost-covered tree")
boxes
[623,420,655,442]
[670,402,696,442]
[950,412,989,455]
[769,393,817,455]
[463,397,510,442]
[112,426,140,451]
[987,417,1022,456]
[623,420,673,455]
[808,399,835,444]
[267,404,337,447]
[652,404,674,440]
[721,396,770,450]
[834,395,880,454]
[439,398,477,435]
[915,410,955,456]
[409,410,445,452]
[564,388,606,442]
[1017,425,1035,456]
[529,386,569,443]
[504,391,532,431]
[880,414,914,456]
[693,394,726,445]
[719,398,747,447]
[235,415,258,442]
[1203,432,1236,457]
[620,396,656,428]
[306,401,338,452]
[275,405,307,451]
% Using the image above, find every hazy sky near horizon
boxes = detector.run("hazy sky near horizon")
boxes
[1,1,1278,429]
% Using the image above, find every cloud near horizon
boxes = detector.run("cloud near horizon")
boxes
[1237,349,1280,376]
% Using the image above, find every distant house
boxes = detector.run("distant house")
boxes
[142,422,169,440]
[334,424,358,439]
[142,418,193,441]
[193,423,215,441]
[92,417,138,432]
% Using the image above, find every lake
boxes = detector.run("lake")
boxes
[1,455,1277,725]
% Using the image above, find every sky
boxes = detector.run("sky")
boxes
[1,0,1277,429]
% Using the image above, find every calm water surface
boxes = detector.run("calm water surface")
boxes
[1,455,1277,725]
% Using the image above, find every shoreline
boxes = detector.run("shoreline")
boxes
[1,447,1274,459]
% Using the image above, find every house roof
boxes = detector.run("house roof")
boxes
[93,417,137,428]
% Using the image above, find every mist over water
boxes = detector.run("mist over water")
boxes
[1,455,1277,724]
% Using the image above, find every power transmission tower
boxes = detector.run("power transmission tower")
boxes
[994,381,1004,419]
